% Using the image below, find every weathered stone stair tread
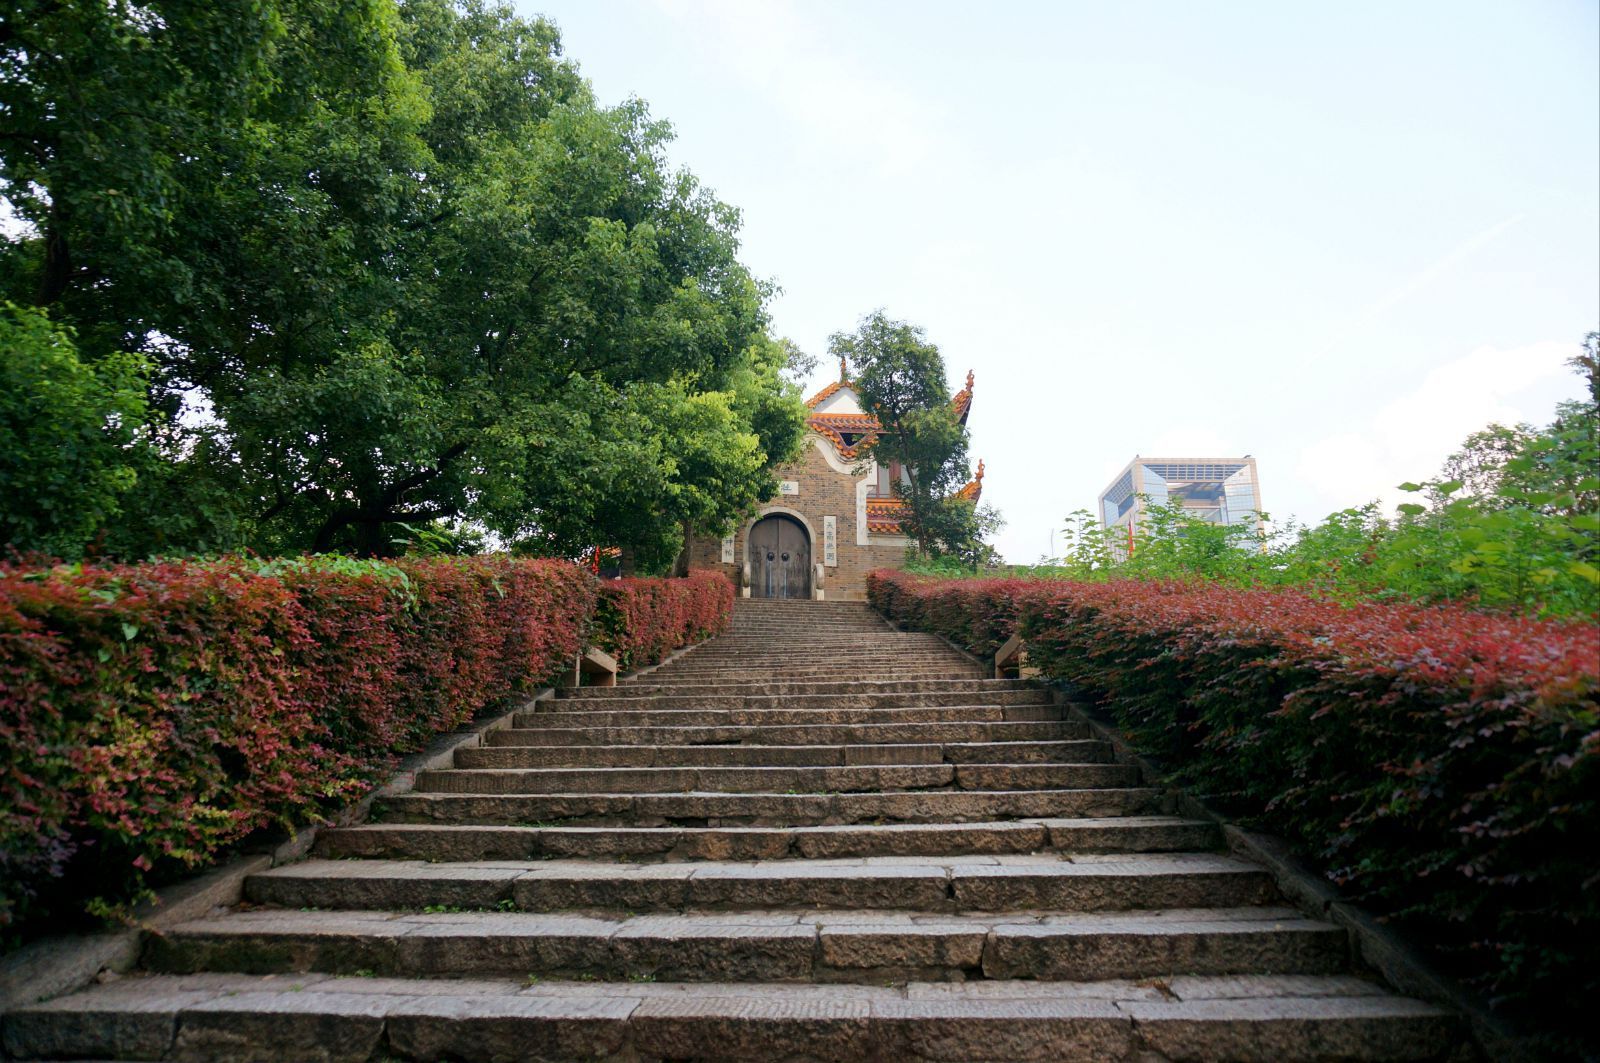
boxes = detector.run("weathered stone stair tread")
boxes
[646,666,989,679]
[573,678,1035,698]
[533,690,1053,711]
[487,719,1085,746]
[2,972,1455,1063]
[247,852,1274,912]
[318,816,1222,861]
[662,657,980,669]
[511,704,1064,728]
[145,906,1348,983]
[455,739,1112,768]
[413,762,1139,795]
[375,786,1165,825]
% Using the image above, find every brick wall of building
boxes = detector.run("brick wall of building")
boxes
[688,437,909,601]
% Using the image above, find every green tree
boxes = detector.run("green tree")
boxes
[830,311,982,558]
[0,304,152,558]
[2,0,806,561]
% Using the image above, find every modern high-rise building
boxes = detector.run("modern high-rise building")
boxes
[1098,456,1263,541]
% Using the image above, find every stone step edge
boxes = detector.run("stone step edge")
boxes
[409,769,1141,797]
[369,793,1168,829]
[485,721,1088,746]
[567,679,1038,698]
[314,816,1222,860]
[452,739,1112,768]
[143,908,1354,984]
[244,853,1277,914]
[2,971,1456,1063]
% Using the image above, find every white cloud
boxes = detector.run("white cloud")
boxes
[1293,340,1576,516]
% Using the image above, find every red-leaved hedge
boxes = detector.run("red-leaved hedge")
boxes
[868,569,1599,1036]
[593,571,734,671]
[0,556,739,946]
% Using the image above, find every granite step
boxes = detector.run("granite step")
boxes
[669,652,968,665]
[315,816,1223,862]
[655,652,979,665]
[453,738,1113,769]
[558,678,1038,699]
[630,667,990,683]
[704,640,941,648]
[653,661,983,677]
[4,972,1455,1063]
[245,853,1277,914]
[372,787,1167,826]
[664,646,969,659]
[144,906,1348,984]
[412,762,1140,796]
[544,690,1051,711]
[510,704,1065,728]
[485,719,1087,747]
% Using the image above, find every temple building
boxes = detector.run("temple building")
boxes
[687,364,984,600]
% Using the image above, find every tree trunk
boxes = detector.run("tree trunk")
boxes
[354,518,396,558]
[672,520,693,577]
[36,204,72,306]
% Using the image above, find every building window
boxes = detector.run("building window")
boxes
[868,462,895,498]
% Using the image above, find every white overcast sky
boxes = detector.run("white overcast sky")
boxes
[520,0,1599,562]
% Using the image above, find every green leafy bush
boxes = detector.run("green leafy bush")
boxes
[0,304,153,560]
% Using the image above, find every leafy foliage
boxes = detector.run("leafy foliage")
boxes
[592,570,733,670]
[870,568,1599,1046]
[829,310,997,562]
[0,0,806,562]
[0,304,153,559]
[0,555,730,946]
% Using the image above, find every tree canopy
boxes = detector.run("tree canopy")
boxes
[0,0,806,564]
[829,310,999,562]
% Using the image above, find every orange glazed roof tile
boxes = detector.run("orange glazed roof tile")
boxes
[804,357,856,409]
[866,497,908,534]
[804,379,853,410]
[955,459,985,502]
[804,365,983,488]
[952,369,975,424]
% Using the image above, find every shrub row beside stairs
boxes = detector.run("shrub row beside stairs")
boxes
[593,570,735,671]
[867,569,1598,1044]
[0,556,731,947]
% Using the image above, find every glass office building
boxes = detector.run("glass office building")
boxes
[1098,456,1263,541]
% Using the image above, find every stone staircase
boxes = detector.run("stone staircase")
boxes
[3,599,1459,1061]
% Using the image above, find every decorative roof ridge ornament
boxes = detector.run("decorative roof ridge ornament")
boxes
[951,369,976,424]
[955,458,985,502]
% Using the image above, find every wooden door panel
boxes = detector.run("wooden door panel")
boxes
[749,516,811,599]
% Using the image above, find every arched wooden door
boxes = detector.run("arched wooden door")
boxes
[748,515,811,599]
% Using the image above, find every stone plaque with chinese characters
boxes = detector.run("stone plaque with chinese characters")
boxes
[778,481,800,496]
[823,515,838,567]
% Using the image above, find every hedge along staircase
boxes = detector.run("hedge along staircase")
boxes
[4,600,1460,1062]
